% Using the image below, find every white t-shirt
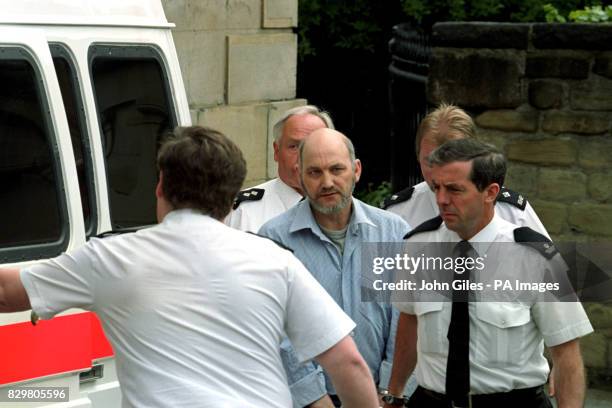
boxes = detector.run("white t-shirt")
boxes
[21,209,355,408]
[225,178,302,232]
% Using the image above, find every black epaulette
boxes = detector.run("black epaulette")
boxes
[513,227,558,259]
[404,216,443,240]
[246,232,293,253]
[96,225,145,239]
[233,188,265,210]
[381,186,415,209]
[497,187,527,211]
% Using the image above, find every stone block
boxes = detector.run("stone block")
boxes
[266,99,307,179]
[428,49,524,109]
[476,130,510,151]
[571,78,612,111]
[507,139,576,166]
[542,111,609,135]
[163,0,227,31]
[263,0,297,28]
[585,303,612,330]
[505,163,538,198]
[588,172,612,202]
[579,139,612,169]
[173,30,225,106]
[475,110,538,132]
[528,80,563,109]
[532,23,612,50]
[569,204,612,236]
[227,33,297,104]
[581,332,607,369]
[594,56,612,79]
[197,103,269,184]
[227,0,261,30]
[538,169,587,202]
[526,55,589,79]
[432,22,529,49]
[162,0,261,31]
[530,200,567,234]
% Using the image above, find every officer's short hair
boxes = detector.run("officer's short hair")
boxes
[428,138,506,192]
[415,103,475,157]
[157,126,246,220]
[273,105,334,143]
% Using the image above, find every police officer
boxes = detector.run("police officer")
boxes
[383,104,550,238]
[383,139,593,408]
[225,105,334,232]
[0,126,381,408]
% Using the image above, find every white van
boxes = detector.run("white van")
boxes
[0,1,190,406]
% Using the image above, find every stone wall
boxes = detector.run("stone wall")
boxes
[428,22,612,382]
[161,0,305,186]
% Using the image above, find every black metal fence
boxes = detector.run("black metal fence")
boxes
[388,23,431,192]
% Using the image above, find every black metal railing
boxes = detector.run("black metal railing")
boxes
[388,23,431,192]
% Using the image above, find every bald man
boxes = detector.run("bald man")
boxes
[259,129,416,408]
[225,105,333,232]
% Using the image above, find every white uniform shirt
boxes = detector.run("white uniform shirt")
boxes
[21,209,355,408]
[387,181,551,239]
[225,178,302,232]
[395,213,593,394]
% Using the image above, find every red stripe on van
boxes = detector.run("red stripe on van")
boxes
[0,312,114,385]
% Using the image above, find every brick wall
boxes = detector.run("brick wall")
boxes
[162,0,305,186]
[428,22,612,382]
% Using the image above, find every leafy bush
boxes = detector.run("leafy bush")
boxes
[569,5,612,21]
[355,181,393,208]
[544,3,612,22]
[398,0,584,26]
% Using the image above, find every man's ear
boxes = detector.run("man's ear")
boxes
[354,159,362,183]
[273,141,280,163]
[485,182,500,204]
[156,172,164,199]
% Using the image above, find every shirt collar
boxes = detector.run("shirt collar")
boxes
[275,178,303,208]
[466,212,504,256]
[289,198,376,236]
[162,208,216,224]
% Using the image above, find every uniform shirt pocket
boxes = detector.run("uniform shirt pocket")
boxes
[474,302,531,365]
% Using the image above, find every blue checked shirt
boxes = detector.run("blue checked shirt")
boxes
[259,198,415,406]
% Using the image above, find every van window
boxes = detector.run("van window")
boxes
[89,45,176,229]
[50,44,96,237]
[0,49,68,262]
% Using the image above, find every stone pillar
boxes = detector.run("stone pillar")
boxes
[162,0,302,186]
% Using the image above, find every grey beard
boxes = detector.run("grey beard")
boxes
[306,179,355,215]
[309,192,352,214]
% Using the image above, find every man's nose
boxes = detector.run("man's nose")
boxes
[321,171,333,188]
[436,188,449,206]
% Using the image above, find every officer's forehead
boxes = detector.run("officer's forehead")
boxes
[432,160,473,181]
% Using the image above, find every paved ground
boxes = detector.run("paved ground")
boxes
[586,389,612,408]
[547,387,612,407]
[549,388,612,407]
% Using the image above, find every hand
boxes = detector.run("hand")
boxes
[307,395,335,408]
[548,369,555,397]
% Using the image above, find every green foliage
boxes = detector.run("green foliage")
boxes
[544,3,567,22]
[541,3,612,23]
[355,181,392,208]
[297,0,393,60]
[569,5,612,22]
[398,0,586,25]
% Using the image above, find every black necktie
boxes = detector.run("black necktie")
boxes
[446,240,472,406]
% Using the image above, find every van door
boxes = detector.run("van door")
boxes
[0,28,95,407]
